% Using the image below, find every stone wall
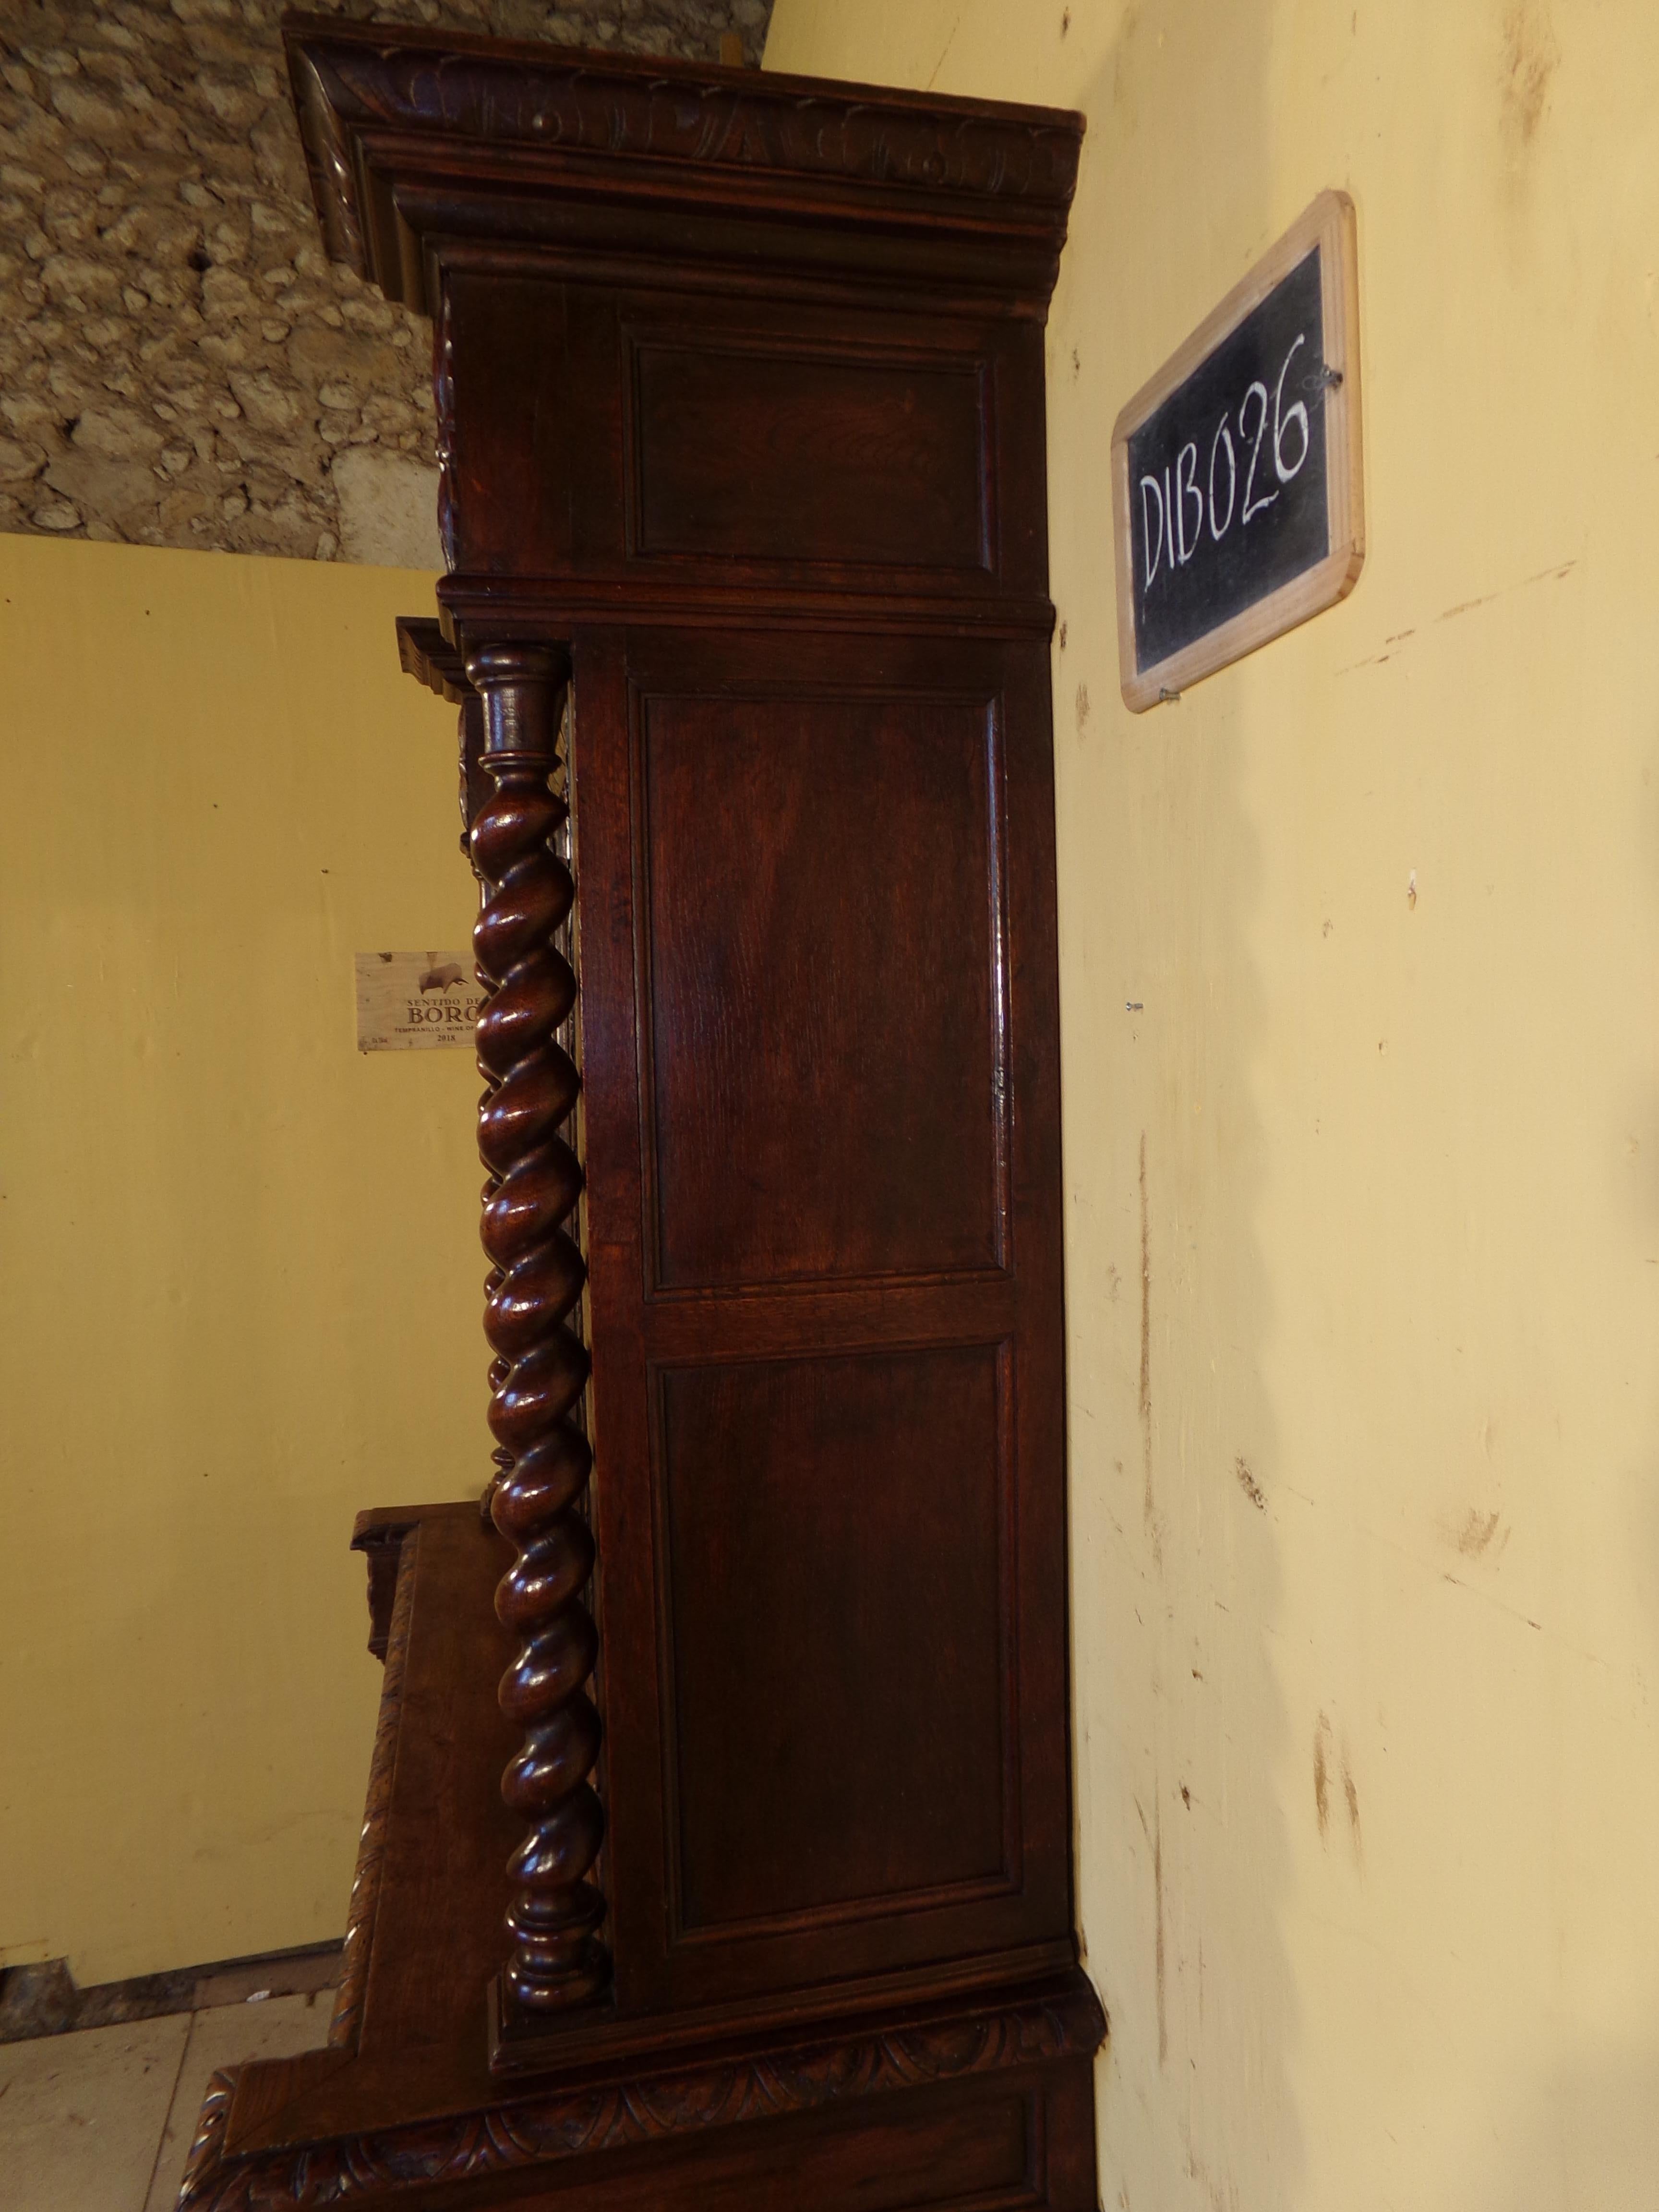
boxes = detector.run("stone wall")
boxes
[0,0,771,563]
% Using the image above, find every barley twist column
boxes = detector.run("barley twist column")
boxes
[459,688,515,1524]
[466,641,610,2020]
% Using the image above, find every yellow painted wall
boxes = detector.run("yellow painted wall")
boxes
[768,4,1659,2206]
[0,537,481,1986]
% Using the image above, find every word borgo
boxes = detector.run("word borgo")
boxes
[1139,332,1311,588]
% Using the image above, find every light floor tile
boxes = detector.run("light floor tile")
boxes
[144,1993,331,2212]
[0,2014,191,2212]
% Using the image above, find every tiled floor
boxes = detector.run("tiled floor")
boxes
[0,1991,330,2211]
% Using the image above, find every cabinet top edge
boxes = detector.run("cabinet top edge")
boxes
[281,13,1083,304]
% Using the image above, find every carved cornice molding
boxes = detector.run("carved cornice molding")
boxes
[178,1979,1106,2209]
[282,18,1083,306]
[394,617,470,705]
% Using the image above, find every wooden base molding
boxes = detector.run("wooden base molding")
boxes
[183,2061,1100,2212]
[182,1978,1101,2210]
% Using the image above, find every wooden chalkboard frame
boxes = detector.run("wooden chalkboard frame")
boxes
[1110,189,1364,711]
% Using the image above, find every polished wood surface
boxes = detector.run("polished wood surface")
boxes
[637,685,1003,1287]
[469,644,611,2022]
[659,1346,1010,1930]
[568,627,1071,2045]
[178,23,1097,2208]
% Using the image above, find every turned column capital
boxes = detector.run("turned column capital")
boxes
[464,642,570,759]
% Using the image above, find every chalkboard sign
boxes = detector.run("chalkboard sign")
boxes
[1111,191,1364,710]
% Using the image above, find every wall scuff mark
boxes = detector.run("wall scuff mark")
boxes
[1139,1131,1154,1549]
[1154,1792,1167,2067]
[1313,1713,1332,1839]
[1234,1455,1266,1511]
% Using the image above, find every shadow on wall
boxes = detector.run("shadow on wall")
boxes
[1048,0,1294,2208]
[1462,745,1659,2205]
[1457,1403,1659,2207]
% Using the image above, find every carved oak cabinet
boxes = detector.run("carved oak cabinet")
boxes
[179,22,1100,2210]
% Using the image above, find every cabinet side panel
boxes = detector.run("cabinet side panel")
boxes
[631,339,988,571]
[637,685,1008,1292]
[656,1342,1014,1939]
[574,631,1071,2026]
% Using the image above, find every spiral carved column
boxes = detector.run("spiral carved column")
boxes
[467,641,610,2021]
[454,688,515,1524]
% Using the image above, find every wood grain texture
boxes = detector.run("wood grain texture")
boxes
[553,626,1072,2041]
[435,274,1036,601]
[656,1345,1014,1938]
[630,337,988,570]
[636,685,1005,1292]
[1110,188,1364,709]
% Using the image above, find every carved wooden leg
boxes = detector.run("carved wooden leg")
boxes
[467,642,610,2021]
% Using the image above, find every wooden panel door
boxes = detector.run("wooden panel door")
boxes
[573,626,1072,2021]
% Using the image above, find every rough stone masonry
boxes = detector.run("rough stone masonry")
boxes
[0,0,772,563]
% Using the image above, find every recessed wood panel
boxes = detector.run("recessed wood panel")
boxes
[657,1345,1013,1939]
[638,689,1007,1292]
[631,339,988,571]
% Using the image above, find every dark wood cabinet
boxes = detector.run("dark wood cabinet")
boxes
[177,23,1100,2209]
